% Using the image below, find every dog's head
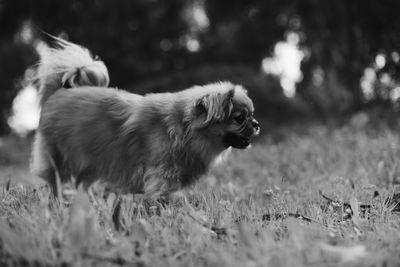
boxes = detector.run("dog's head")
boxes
[189,82,260,149]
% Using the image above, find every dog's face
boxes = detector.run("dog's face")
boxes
[191,83,260,149]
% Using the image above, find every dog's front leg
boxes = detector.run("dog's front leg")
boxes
[142,169,179,200]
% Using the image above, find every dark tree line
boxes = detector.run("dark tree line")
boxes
[1,0,400,135]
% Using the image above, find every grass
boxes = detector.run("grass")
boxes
[0,125,400,267]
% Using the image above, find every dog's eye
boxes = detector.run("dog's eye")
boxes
[233,114,246,124]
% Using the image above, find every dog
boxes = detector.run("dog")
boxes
[31,37,260,199]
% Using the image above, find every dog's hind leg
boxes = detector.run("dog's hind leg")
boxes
[31,132,62,196]
[75,168,98,191]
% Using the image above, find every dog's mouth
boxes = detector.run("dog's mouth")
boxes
[223,133,251,149]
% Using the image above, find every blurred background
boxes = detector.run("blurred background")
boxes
[1,0,400,138]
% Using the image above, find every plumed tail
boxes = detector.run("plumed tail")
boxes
[34,36,109,106]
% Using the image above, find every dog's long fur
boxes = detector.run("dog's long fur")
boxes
[31,38,259,198]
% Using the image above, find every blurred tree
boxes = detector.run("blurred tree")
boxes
[204,0,287,66]
[1,0,400,135]
[0,43,37,135]
[290,0,400,117]
[25,0,189,87]
[0,0,38,135]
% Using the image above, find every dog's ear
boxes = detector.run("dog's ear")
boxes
[195,88,234,126]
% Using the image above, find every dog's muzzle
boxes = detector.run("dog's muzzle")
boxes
[223,133,250,149]
[223,118,260,149]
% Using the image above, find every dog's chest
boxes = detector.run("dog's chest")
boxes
[177,153,209,187]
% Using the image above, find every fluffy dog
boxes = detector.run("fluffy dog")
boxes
[31,38,260,199]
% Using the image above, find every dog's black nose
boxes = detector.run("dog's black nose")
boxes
[252,119,260,135]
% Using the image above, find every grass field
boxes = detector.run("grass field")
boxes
[0,125,400,267]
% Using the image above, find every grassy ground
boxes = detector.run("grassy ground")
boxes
[0,125,400,267]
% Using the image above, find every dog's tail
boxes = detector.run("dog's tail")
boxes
[35,36,110,106]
